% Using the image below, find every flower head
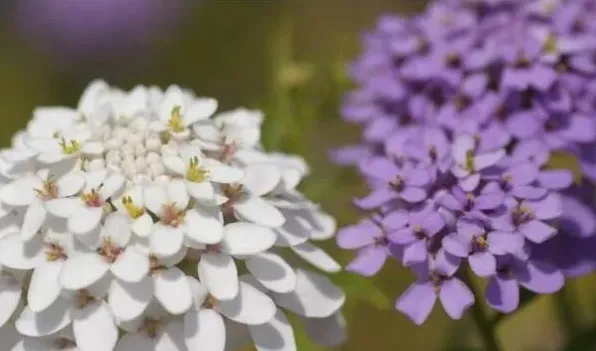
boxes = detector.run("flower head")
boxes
[0,80,345,350]
[333,0,596,324]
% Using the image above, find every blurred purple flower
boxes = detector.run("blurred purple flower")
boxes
[13,0,186,65]
[332,0,596,324]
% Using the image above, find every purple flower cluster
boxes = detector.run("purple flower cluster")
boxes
[333,0,596,325]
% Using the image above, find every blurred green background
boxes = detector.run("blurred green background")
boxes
[2,1,596,350]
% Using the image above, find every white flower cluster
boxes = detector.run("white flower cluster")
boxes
[0,81,346,351]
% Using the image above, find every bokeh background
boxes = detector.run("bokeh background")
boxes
[1,1,596,350]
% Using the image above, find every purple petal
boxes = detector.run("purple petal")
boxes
[452,134,475,165]
[515,260,564,294]
[474,191,505,211]
[459,173,481,192]
[403,240,429,266]
[462,73,488,98]
[511,185,548,200]
[353,188,396,210]
[405,168,432,187]
[359,156,400,182]
[422,212,445,237]
[387,227,417,245]
[504,162,539,186]
[435,248,461,276]
[381,210,409,231]
[560,195,596,238]
[486,276,519,313]
[538,170,572,190]
[346,246,388,277]
[561,115,596,143]
[469,251,497,277]
[529,64,556,91]
[520,219,557,244]
[441,233,471,258]
[457,218,484,238]
[524,193,562,220]
[487,231,524,255]
[396,281,437,325]
[506,111,542,139]
[475,149,505,170]
[336,220,381,249]
[399,187,427,203]
[439,193,464,212]
[502,68,529,90]
[363,117,397,143]
[439,278,475,320]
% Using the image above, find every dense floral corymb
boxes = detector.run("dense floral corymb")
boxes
[333,0,596,325]
[0,81,346,351]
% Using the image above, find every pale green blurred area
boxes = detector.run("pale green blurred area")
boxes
[1,1,596,350]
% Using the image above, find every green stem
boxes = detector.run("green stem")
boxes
[554,284,580,338]
[461,269,503,351]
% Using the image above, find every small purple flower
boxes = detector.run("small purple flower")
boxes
[387,203,445,266]
[336,217,390,277]
[439,181,505,218]
[451,134,505,191]
[396,257,474,325]
[354,157,431,209]
[488,194,562,244]
[486,256,564,313]
[500,161,548,200]
[442,218,524,277]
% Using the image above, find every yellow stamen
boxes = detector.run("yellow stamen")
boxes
[140,318,161,339]
[35,175,58,201]
[81,189,104,208]
[75,290,95,309]
[464,149,475,171]
[58,137,80,155]
[167,106,184,133]
[186,156,209,183]
[160,203,186,227]
[543,33,557,54]
[122,196,145,219]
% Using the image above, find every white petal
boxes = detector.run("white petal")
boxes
[222,222,276,256]
[186,98,218,121]
[218,280,276,325]
[163,156,187,176]
[132,214,153,238]
[28,261,62,313]
[156,320,187,351]
[56,172,86,197]
[0,178,37,206]
[307,211,336,241]
[242,164,281,196]
[37,152,68,164]
[108,278,152,322]
[233,196,285,228]
[72,301,118,351]
[185,181,215,204]
[111,247,149,283]
[85,170,107,190]
[21,202,46,241]
[102,212,132,247]
[273,215,311,247]
[168,179,190,208]
[59,253,110,290]
[183,309,226,351]
[0,275,22,327]
[144,186,167,215]
[100,174,126,199]
[198,253,238,301]
[44,198,80,218]
[206,161,244,184]
[16,299,71,337]
[272,269,345,318]
[290,242,341,273]
[249,309,296,351]
[246,252,296,293]
[160,85,185,122]
[115,333,154,351]
[150,225,184,259]
[154,267,192,315]
[183,208,224,245]
[68,206,103,235]
[0,234,42,270]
